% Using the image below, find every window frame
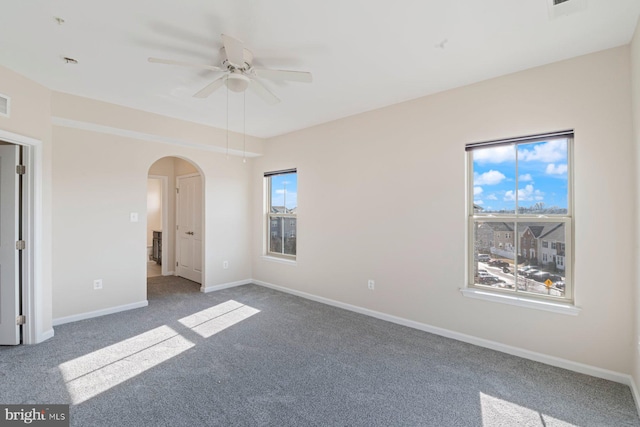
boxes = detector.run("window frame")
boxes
[265,169,297,260]
[466,131,574,305]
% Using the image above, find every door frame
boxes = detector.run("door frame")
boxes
[0,128,44,344]
[148,175,169,275]
[175,172,203,284]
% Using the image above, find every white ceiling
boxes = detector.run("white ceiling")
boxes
[1,1,638,138]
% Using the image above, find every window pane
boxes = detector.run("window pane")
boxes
[283,218,296,256]
[269,217,283,254]
[473,221,516,290]
[516,139,568,214]
[266,170,297,258]
[472,145,516,214]
[270,173,297,213]
[516,222,566,297]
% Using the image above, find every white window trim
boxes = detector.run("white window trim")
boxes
[264,169,297,260]
[465,132,575,307]
[460,288,580,315]
[261,255,297,266]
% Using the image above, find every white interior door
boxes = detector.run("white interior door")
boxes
[176,175,202,284]
[0,144,20,345]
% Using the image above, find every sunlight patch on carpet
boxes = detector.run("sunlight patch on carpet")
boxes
[479,392,572,427]
[179,300,260,338]
[59,325,194,404]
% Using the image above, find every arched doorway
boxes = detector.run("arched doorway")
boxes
[146,156,204,293]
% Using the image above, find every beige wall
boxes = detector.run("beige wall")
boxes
[631,16,640,396]
[0,65,53,340]
[51,94,256,319]
[253,46,635,373]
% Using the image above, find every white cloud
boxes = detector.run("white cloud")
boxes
[474,200,484,205]
[504,184,544,202]
[474,187,483,196]
[519,174,533,182]
[546,163,568,175]
[474,170,506,186]
[518,140,566,163]
[272,190,297,209]
[486,194,497,201]
[472,146,515,164]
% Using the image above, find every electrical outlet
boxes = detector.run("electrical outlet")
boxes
[368,280,375,290]
[129,212,138,222]
[223,260,229,269]
[93,279,103,290]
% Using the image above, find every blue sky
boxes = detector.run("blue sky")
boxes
[473,139,568,212]
[271,173,298,209]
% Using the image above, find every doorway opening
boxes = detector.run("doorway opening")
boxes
[147,175,166,278]
[147,157,204,296]
[0,128,43,345]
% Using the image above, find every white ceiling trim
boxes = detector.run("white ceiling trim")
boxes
[51,117,261,158]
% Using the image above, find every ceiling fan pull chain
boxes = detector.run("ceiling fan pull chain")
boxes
[226,83,229,159]
[243,91,247,164]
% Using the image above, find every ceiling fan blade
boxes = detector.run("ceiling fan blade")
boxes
[193,76,226,98]
[249,79,280,105]
[221,34,245,67]
[253,68,313,83]
[148,57,222,72]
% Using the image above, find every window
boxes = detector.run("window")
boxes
[265,169,297,258]
[467,131,573,303]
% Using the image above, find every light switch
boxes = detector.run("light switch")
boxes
[130,212,139,222]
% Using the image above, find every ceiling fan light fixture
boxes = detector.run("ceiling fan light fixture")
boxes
[224,73,250,92]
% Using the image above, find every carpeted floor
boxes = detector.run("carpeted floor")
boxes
[0,276,638,426]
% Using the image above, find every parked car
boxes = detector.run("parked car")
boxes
[523,269,540,279]
[478,276,505,285]
[488,259,509,268]
[517,265,536,276]
[476,254,491,262]
[554,281,565,290]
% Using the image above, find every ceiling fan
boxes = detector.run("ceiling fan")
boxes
[148,34,312,105]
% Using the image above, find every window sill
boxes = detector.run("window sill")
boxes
[261,256,297,266]
[460,288,580,316]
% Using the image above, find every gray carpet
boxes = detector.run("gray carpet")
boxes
[0,276,638,426]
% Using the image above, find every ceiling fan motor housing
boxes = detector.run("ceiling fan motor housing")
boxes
[225,73,251,92]
[220,47,254,70]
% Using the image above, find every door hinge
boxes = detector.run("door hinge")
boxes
[176,261,179,267]
[15,240,25,250]
[16,164,25,175]
[16,315,26,325]
[176,187,179,194]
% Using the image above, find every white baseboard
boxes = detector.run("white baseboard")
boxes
[629,376,640,419]
[252,279,631,386]
[36,328,55,343]
[201,279,252,293]
[53,300,149,326]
